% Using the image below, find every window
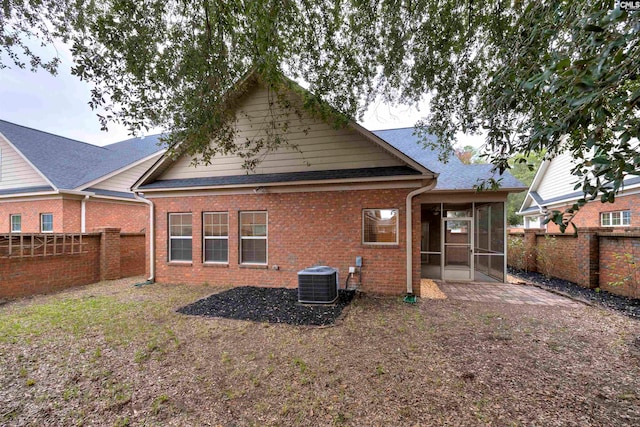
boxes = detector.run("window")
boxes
[203,212,228,263]
[363,209,399,244]
[10,214,21,233]
[40,213,53,233]
[601,210,631,227]
[240,211,267,264]
[168,213,192,261]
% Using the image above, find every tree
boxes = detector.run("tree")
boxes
[2,1,639,231]
[455,145,482,165]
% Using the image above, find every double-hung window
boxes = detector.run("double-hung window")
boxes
[601,210,631,227]
[203,212,229,263]
[169,213,192,261]
[10,214,21,233]
[363,209,399,244]
[239,211,267,264]
[40,213,53,233]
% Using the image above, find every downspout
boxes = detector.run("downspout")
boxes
[134,192,155,282]
[81,195,90,233]
[405,179,437,296]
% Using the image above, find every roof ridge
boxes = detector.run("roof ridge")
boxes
[0,118,108,151]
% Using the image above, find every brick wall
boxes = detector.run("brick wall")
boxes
[121,233,146,278]
[151,189,416,295]
[598,232,640,298]
[0,229,146,299]
[0,199,64,233]
[545,193,640,232]
[63,199,81,232]
[508,227,640,298]
[85,199,149,233]
[0,234,101,298]
[0,197,149,234]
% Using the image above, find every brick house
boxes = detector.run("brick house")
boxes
[133,76,525,295]
[518,151,640,232]
[0,120,165,234]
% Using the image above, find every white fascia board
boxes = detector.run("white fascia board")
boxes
[131,149,176,191]
[0,190,59,200]
[0,131,58,191]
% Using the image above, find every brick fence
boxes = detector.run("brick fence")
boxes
[508,227,640,298]
[0,228,145,299]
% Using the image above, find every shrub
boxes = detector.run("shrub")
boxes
[536,236,560,278]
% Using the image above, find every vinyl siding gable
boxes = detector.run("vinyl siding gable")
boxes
[93,154,163,193]
[536,152,580,201]
[0,133,49,190]
[159,85,404,181]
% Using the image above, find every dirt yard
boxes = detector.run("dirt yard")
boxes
[1,277,639,426]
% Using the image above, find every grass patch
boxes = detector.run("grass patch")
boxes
[0,296,149,345]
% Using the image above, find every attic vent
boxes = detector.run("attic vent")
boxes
[297,266,338,304]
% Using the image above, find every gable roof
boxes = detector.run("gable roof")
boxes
[133,78,437,191]
[373,128,526,191]
[518,151,640,215]
[0,119,164,191]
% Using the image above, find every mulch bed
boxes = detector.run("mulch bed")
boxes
[509,267,640,319]
[177,286,356,326]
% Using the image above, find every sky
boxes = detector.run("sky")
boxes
[0,43,484,148]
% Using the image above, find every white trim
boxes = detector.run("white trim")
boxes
[239,211,268,265]
[40,213,54,233]
[600,210,631,227]
[0,193,61,201]
[518,186,640,217]
[203,211,229,264]
[168,212,193,262]
[0,131,59,191]
[77,150,165,191]
[88,194,148,204]
[10,214,21,233]
[362,208,399,245]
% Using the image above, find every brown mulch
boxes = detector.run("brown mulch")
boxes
[0,277,639,426]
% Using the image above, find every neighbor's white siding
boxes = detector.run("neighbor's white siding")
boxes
[93,154,163,192]
[160,86,403,180]
[0,134,49,190]
[536,152,580,201]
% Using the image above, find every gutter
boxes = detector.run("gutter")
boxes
[405,179,437,295]
[134,192,155,282]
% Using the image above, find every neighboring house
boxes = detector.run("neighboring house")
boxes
[518,151,640,232]
[133,75,525,295]
[0,120,165,234]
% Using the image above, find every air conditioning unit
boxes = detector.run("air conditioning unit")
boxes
[298,266,339,304]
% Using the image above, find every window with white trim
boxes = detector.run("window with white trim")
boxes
[203,212,228,263]
[239,211,267,264]
[40,213,53,233]
[10,214,21,233]
[363,209,399,244]
[601,210,631,227]
[169,213,192,261]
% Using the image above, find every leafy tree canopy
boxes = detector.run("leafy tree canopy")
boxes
[2,1,639,230]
